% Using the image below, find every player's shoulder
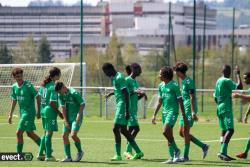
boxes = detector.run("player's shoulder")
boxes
[24,80,34,87]
[184,76,193,84]
[170,80,179,87]
[69,87,79,94]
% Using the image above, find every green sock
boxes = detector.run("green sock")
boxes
[126,142,132,153]
[74,142,82,153]
[220,143,228,154]
[168,144,174,159]
[184,144,190,158]
[115,143,121,156]
[17,143,23,153]
[129,141,141,153]
[191,136,205,148]
[64,144,71,158]
[45,135,52,158]
[38,135,46,156]
[35,137,41,147]
[244,139,250,154]
[171,141,178,151]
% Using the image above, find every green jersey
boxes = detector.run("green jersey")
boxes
[182,76,197,114]
[39,81,58,119]
[158,80,182,114]
[112,72,127,105]
[11,80,38,119]
[248,88,250,95]
[214,77,237,115]
[126,76,139,115]
[59,88,85,122]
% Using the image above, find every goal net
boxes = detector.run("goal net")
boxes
[0,63,86,115]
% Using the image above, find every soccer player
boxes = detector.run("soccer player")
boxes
[232,71,250,159]
[37,67,63,161]
[8,68,42,153]
[102,63,144,161]
[55,82,85,162]
[123,63,147,159]
[214,65,242,161]
[174,62,209,162]
[152,66,188,164]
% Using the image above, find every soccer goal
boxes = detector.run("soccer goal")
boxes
[0,63,86,115]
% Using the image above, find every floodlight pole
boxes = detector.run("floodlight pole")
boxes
[80,0,84,94]
[192,0,196,83]
[201,4,206,113]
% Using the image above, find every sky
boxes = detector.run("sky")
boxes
[0,0,224,7]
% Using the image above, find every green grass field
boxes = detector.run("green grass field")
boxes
[0,116,249,167]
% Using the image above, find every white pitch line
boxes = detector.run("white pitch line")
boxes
[0,137,248,143]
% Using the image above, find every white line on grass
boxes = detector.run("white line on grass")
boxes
[0,136,248,143]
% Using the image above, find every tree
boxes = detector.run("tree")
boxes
[122,43,140,65]
[12,34,38,63]
[106,32,123,71]
[38,36,53,63]
[0,44,12,64]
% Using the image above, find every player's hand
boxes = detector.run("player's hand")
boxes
[232,93,240,98]
[234,65,240,75]
[58,112,64,119]
[8,115,12,124]
[125,112,129,120]
[152,116,156,124]
[243,116,248,124]
[192,113,198,122]
[65,121,70,129]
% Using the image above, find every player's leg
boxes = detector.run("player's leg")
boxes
[111,124,122,161]
[120,125,143,160]
[236,136,250,159]
[125,125,140,158]
[61,123,72,162]
[71,121,84,162]
[16,130,24,153]
[37,118,46,161]
[44,118,58,161]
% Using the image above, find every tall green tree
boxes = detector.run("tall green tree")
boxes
[38,36,53,63]
[12,34,38,63]
[122,43,140,65]
[106,32,123,70]
[0,44,12,64]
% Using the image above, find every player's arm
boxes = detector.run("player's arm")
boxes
[232,93,250,100]
[8,100,17,124]
[76,103,85,124]
[243,104,250,123]
[36,95,41,119]
[106,92,114,99]
[50,90,63,119]
[235,66,243,90]
[152,97,162,124]
[189,90,198,121]
[122,88,130,120]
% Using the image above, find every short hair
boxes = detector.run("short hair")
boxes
[11,68,23,77]
[55,82,65,92]
[174,62,188,74]
[102,63,115,72]
[130,63,141,72]
[125,65,132,75]
[160,66,173,80]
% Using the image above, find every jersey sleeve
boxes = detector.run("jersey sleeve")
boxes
[49,88,58,102]
[58,94,65,107]
[11,86,17,101]
[117,75,127,90]
[73,91,85,105]
[174,84,182,99]
[30,83,38,98]
[187,79,195,94]
[227,80,237,90]
[125,78,134,94]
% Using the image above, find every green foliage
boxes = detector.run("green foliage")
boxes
[0,44,12,64]
[12,34,39,63]
[122,43,140,65]
[105,32,123,71]
[38,36,53,63]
